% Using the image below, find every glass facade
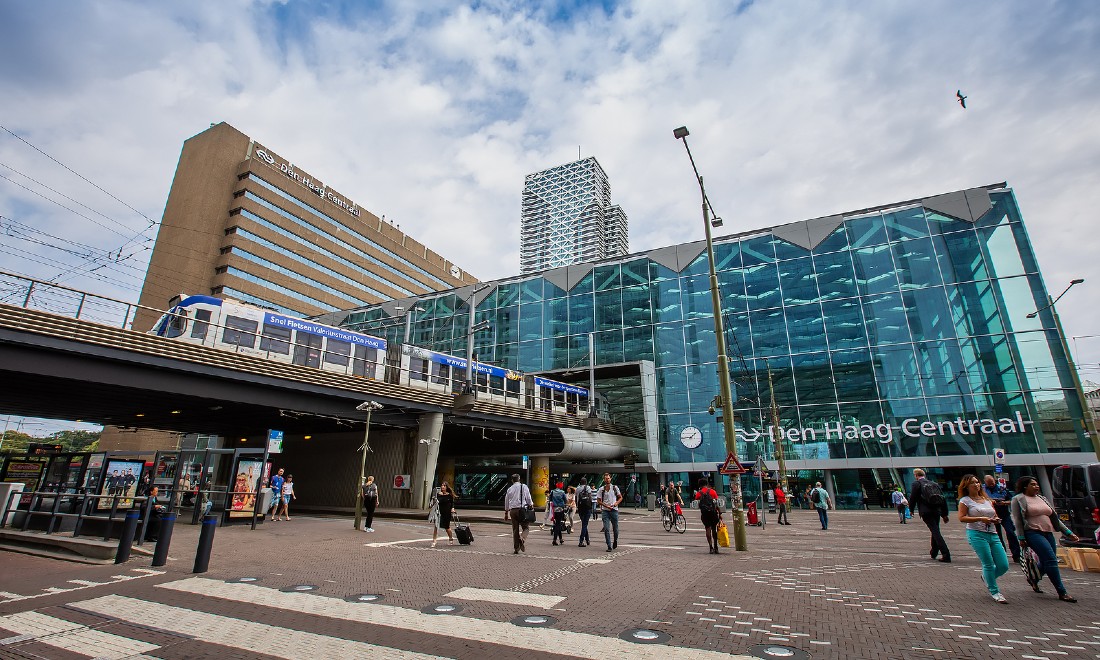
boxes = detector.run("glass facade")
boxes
[340,187,1092,483]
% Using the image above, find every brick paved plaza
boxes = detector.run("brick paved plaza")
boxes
[1,507,1098,660]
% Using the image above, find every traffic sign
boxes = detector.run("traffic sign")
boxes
[994,463,1004,474]
[993,447,1005,463]
[719,452,747,475]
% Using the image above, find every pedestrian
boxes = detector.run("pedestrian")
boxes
[361,475,379,532]
[774,484,789,525]
[565,486,576,533]
[589,483,600,522]
[503,474,533,554]
[957,474,1010,603]
[144,486,167,541]
[540,489,552,530]
[268,468,285,520]
[276,475,295,520]
[983,474,1020,563]
[695,478,723,553]
[549,482,567,546]
[909,468,951,562]
[810,481,831,530]
[1010,475,1081,602]
[892,487,908,524]
[575,478,593,547]
[430,481,456,548]
[596,473,622,552]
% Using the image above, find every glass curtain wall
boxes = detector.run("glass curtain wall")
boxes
[342,189,1090,468]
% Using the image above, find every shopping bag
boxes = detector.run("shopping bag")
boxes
[1021,547,1042,586]
[904,506,911,519]
[716,521,730,548]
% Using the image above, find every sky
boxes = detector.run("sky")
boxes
[1,0,1099,434]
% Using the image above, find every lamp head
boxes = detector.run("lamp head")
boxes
[1025,312,1038,319]
[356,401,383,411]
[1071,278,1084,285]
[673,126,690,140]
[471,319,491,332]
[710,216,724,228]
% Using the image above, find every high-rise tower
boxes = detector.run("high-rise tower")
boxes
[520,157,628,274]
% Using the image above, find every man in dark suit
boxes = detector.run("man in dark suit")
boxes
[909,468,951,562]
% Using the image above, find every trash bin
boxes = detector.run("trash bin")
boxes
[647,493,656,511]
[747,501,759,526]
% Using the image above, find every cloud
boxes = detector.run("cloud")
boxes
[1,0,1099,380]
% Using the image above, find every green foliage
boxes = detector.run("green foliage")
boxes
[0,429,100,453]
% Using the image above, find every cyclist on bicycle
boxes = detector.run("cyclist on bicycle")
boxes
[665,482,683,520]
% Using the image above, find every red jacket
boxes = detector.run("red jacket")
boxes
[775,487,787,504]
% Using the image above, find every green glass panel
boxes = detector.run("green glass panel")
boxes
[903,287,955,342]
[569,271,594,294]
[831,349,877,402]
[980,223,1028,279]
[684,318,716,366]
[687,362,719,412]
[650,262,678,282]
[893,238,943,290]
[947,281,1004,338]
[773,235,808,262]
[567,293,593,335]
[593,264,621,291]
[847,213,889,248]
[496,283,519,308]
[749,307,789,357]
[655,323,686,367]
[546,298,568,337]
[518,340,542,371]
[594,288,623,332]
[779,257,818,305]
[682,250,710,277]
[717,269,747,312]
[863,292,912,345]
[934,230,987,283]
[657,367,688,415]
[682,274,714,319]
[914,340,968,397]
[652,278,683,323]
[594,329,624,365]
[621,259,650,286]
[883,206,930,242]
[838,401,889,459]
[545,336,569,370]
[813,223,849,254]
[785,302,825,355]
[852,244,900,296]
[744,262,782,310]
[518,303,543,342]
[792,351,833,405]
[813,250,858,301]
[520,278,544,303]
[624,325,655,362]
[873,344,923,399]
[821,298,867,351]
[714,241,743,271]
[493,307,517,344]
[620,284,652,327]
[740,235,776,266]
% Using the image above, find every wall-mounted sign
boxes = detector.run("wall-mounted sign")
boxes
[392,474,411,490]
[738,413,1034,445]
[253,145,362,218]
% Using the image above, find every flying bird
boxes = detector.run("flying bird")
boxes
[956,90,967,109]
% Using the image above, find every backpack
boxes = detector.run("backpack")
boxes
[919,479,945,508]
[576,486,591,512]
[551,488,566,508]
[699,489,717,514]
[811,488,821,504]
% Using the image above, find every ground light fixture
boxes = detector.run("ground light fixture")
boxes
[354,401,383,530]
[673,124,748,552]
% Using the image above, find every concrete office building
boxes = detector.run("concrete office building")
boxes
[519,157,629,275]
[106,122,473,450]
[341,183,1097,506]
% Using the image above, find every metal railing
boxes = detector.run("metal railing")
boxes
[1,488,162,545]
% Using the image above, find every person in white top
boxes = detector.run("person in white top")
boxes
[503,474,534,554]
[597,473,623,552]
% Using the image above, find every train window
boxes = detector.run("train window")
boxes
[293,333,322,367]
[408,356,429,381]
[324,339,351,366]
[352,345,379,377]
[259,324,292,354]
[190,309,212,339]
[432,362,451,386]
[165,309,188,338]
[221,315,258,348]
[505,377,521,398]
[488,374,504,395]
[554,389,565,408]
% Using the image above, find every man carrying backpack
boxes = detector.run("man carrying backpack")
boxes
[810,481,832,530]
[597,473,622,552]
[575,478,593,547]
[909,468,951,562]
[549,482,567,546]
[695,478,723,553]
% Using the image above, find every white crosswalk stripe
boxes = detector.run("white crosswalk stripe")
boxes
[150,577,754,658]
[0,611,159,659]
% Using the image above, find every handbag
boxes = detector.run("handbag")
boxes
[1021,547,1042,587]
[522,505,536,523]
[716,521,731,548]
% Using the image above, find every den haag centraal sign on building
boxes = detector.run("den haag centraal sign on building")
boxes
[738,412,1034,444]
[251,143,362,218]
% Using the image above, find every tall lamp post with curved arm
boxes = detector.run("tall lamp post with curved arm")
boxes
[354,401,383,530]
[1027,279,1098,457]
[673,125,748,551]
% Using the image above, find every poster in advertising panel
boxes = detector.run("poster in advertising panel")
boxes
[3,459,46,505]
[153,455,178,486]
[228,458,263,518]
[83,453,105,491]
[95,459,146,510]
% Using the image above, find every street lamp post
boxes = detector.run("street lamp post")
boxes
[673,125,748,551]
[1027,279,1098,457]
[353,401,383,530]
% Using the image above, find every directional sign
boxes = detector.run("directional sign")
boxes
[719,452,748,475]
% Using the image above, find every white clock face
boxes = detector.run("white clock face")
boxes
[680,425,703,449]
[449,265,460,278]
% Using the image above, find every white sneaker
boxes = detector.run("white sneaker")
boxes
[991,592,1008,604]
[366,528,374,532]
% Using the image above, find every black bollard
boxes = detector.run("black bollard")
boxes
[192,514,217,573]
[115,510,140,564]
[151,514,176,567]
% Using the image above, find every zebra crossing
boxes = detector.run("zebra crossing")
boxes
[0,576,756,659]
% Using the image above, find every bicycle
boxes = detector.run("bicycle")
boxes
[661,502,687,534]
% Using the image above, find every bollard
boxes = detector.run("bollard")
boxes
[151,514,176,567]
[115,511,140,564]
[192,514,217,573]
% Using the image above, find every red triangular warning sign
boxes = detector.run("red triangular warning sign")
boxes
[719,451,747,475]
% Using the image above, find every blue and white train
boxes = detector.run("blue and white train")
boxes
[150,296,599,416]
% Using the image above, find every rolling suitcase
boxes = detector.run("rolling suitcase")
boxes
[454,514,474,545]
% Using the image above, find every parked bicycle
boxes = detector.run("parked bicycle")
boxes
[661,501,687,533]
